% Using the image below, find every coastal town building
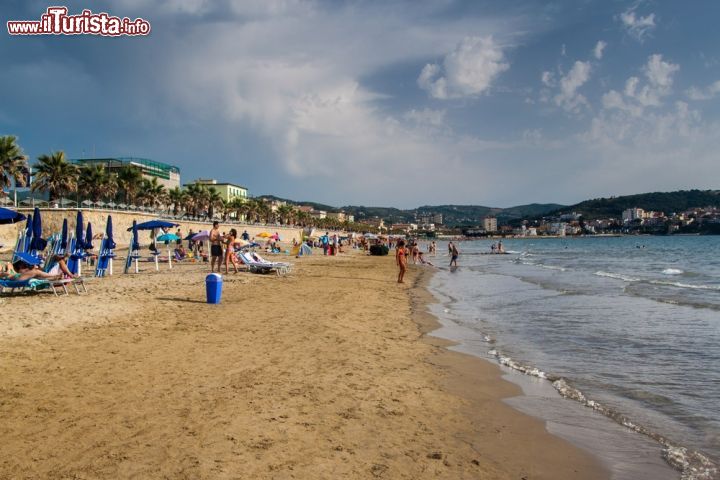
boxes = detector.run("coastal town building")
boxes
[72,157,181,189]
[482,216,497,232]
[326,212,346,222]
[184,179,248,203]
[390,223,418,232]
[417,213,443,225]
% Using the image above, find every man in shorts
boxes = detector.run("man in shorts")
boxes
[210,221,223,272]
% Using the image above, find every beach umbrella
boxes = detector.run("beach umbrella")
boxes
[257,232,271,238]
[131,220,139,250]
[85,222,94,250]
[130,219,179,231]
[157,233,180,243]
[183,232,196,240]
[234,238,249,247]
[75,210,85,249]
[15,252,42,266]
[60,218,68,250]
[0,207,26,224]
[191,230,210,241]
[106,215,116,249]
[30,207,47,251]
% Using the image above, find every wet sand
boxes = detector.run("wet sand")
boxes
[0,251,608,479]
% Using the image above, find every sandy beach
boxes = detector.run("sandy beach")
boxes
[0,250,608,479]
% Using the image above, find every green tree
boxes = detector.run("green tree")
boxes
[0,135,29,197]
[207,186,224,219]
[79,164,117,203]
[32,151,79,202]
[116,165,143,205]
[167,186,186,216]
[137,177,166,209]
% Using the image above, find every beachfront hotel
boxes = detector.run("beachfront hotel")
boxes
[183,179,248,203]
[71,157,181,190]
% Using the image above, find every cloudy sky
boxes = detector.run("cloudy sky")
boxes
[2,0,719,208]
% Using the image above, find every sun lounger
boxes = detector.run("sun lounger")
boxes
[0,277,85,296]
[238,252,291,276]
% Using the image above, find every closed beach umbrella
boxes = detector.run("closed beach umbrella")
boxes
[85,223,93,250]
[30,207,47,251]
[132,220,139,250]
[22,213,33,252]
[0,207,26,224]
[75,210,85,251]
[60,218,68,250]
[106,215,116,249]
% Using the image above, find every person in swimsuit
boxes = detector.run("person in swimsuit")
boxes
[396,239,408,284]
[224,228,240,274]
[2,259,65,282]
[209,221,223,272]
[450,242,459,267]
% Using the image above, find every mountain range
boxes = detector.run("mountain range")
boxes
[260,189,720,227]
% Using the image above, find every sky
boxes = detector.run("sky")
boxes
[2,0,719,209]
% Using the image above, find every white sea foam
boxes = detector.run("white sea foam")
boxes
[662,268,684,275]
[594,271,640,282]
[488,349,718,479]
[650,280,720,291]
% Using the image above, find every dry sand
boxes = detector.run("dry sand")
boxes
[0,250,608,479]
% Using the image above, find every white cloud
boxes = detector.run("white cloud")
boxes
[619,8,656,42]
[594,40,607,60]
[403,108,446,126]
[418,36,510,99]
[618,54,679,108]
[541,71,555,87]
[554,61,591,113]
[686,80,720,101]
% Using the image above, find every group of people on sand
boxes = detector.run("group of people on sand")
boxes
[395,239,455,283]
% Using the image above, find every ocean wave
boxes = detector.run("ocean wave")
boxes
[486,349,718,479]
[662,268,684,275]
[594,271,641,282]
[649,280,720,291]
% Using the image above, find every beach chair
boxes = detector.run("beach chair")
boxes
[253,253,293,273]
[95,237,116,277]
[0,277,83,296]
[238,252,291,276]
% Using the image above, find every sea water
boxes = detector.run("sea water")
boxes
[426,236,720,479]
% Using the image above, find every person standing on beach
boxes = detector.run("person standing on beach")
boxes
[450,242,459,267]
[224,228,240,274]
[448,242,453,256]
[396,239,408,283]
[210,221,223,272]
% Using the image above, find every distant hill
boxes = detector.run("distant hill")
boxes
[547,190,720,219]
[258,195,566,226]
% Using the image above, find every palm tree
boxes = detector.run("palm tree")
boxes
[184,183,207,217]
[137,177,166,209]
[32,151,79,202]
[207,186,224,219]
[276,204,294,225]
[116,165,143,205]
[0,135,29,198]
[167,186,186,216]
[79,164,117,203]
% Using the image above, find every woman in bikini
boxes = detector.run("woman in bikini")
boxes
[224,228,240,274]
[396,239,408,284]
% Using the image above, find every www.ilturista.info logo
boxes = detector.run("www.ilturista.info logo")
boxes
[7,6,151,36]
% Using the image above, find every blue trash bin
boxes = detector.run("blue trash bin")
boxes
[206,273,223,304]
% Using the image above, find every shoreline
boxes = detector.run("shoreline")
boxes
[1,251,608,478]
[407,266,611,479]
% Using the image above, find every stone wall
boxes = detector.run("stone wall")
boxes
[0,208,305,253]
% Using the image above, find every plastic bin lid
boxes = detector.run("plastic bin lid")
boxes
[206,273,223,282]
